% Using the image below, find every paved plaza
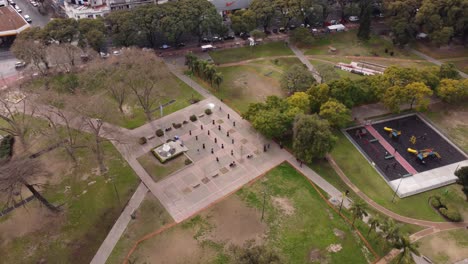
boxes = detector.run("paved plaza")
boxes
[127,98,290,222]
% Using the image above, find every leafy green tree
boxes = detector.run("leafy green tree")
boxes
[106,10,142,47]
[455,166,468,201]
[437,79,468,103]
[230,10,256,34]
[213,72,223,91]
[186,0,223,43]
[385,0,419,45]
[292,114,336,162]
[287,92,310,113]
[78,19,107,52]
[316,63,340,83]
[393,235,420,264]
[250,0,276,31]
[281,64,316,93]
[349,199,368,225]
[307,83,330,113]
[328,78,362,108]
[439,63,461,80]
[405,82,433,111]
[357,0,372,40]
[382,219,400,242]
[290,27,315,47]
[431,27,454,47]
[319,99,351,128]
[250,29,266,39]
[42,18,78,43]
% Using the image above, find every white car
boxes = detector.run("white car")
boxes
[24,15,32,23]
[31,1,38,6]
[15,61,26,69]
[349,16,359,22]
[14,5,22,13]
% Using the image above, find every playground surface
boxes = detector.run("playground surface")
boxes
[345,114,468,197]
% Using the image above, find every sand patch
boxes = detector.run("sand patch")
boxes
[327,244,342,253]
[272,197,295,216]
[202,196,266,246]
[419,229,468,264]
[0,201,63,246]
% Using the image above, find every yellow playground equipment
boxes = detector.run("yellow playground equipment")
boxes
[384,127,401,139]
[407,148,441,164]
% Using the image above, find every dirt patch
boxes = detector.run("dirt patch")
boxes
[137,225,215,264]
[309,248,325,262]
[231,68,283,102]
[202,196,267,246]
[419,229,468,264]
[272,197,295,216]
[0,201,63,247]
[326,244,342,253]
[333,228,345,240]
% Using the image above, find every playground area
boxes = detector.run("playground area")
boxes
[345,114,468,197]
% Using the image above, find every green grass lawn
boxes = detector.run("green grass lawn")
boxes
[107,193,173,264]
[190,58,300,113]
[0,140,140,263]
[237,163,374,263]
[137,152,189,182]
[309,59,364,82]
[209,42,294,64]
[304,30,419,59]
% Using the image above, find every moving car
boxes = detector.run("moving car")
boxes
[15,61,26,69]
[159,44,171,49]
[24,15,32,23]
[349,16,359,22]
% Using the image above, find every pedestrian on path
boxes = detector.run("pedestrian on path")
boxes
[227,131,230,137]
[212,120,215,125]
[232,139,234,144]
[233,121,236,127]
[189,130,192,135]
[231,150,234,156]
[214,138,217,143]
[216,157,219,162]
[208,130,210,135]
[202,143,205,149]
[211,148,214,154]
[221,144,224,149]
[195,135,198,141]
[201,125,203,130]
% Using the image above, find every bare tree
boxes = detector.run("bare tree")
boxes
[103,67,129,114]
[0,157,59,212]
[11,34,50,75]
[41,104,85,165]
[0,97,36,148]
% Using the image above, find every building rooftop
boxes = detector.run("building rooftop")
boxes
[0,6,30,37]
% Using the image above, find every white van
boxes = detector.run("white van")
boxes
[201,45,214,52]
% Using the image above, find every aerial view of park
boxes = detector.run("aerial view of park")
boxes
[0,0,467,264]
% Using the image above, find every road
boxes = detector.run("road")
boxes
[11,0,52,27]
[0,49,17,80]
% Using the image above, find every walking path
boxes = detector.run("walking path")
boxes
[90,183,148,264]
[289,45,322,83]
[365,125,418,175]
[410,49,468,79]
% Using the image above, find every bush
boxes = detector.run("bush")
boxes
[173,123,182,129]
[182,120,189,124]
[0,135,15,160]
[439,206,462,222]
[190,115,197,122]
[185,158,192,165]
[156,129,164,137]
[138,137,147,145]
[290,27,314,47]
[430,197,442,208]
[205,108,213,115]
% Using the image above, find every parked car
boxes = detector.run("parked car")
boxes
[272,28,278,33]
[201,37,210,43]
[239,32,250,40]
[14,5,22,13]
[349,16,359,22]
[279,27,286,33]
[15,61,26,69]
[211,36,222,42]
[8,0,16,6]
[176,42,186,48]
[30,1,38,6]
[24,14,32,23]
[159,44,171,49]
[223,35,235,40]
[289,24,297,30]
[112,50,121,56]
[99,52,109,58]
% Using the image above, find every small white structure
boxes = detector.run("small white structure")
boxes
[336,61,386,76]
[248,37,255,46]
[152,140,188,163]
[327,24,346,32]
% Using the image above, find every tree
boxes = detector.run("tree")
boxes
[230,9,256,34]
[316,63,340,83]
[281,64,316,93]
[393,235,420,264]
[232,244,282,264]
[292,114,336,162]
[367,217,381,236]
[42,18,78,44]
[11,28,50,74]
[437,79,468,103]
[78,19,107,52]
[431,27,454,47]
[290,27,314,47]
[212,72,224,91]
[319,99,351,128]
[349,199,368,225]
[0,98,36,148]
[0,157,59,212]
[328,78,362,108]
[307,83,330,112]
[439,63,461,80]
[287,92,310,113]
[106,10,142,47]
[250,0,276,31]
[382,219,400,242]
[357,0,372,40]
[455,166,468,201]
[250,29,266,40]
[405,82,433,111]
[186,0,223,44]
[104,68,128,114]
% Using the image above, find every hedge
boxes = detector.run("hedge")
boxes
[0,135,15,160]
[439,206,462,222]
[156,129,164,137]
[205,108,213,115]
[138,137,147,145]
[190,115,197,122]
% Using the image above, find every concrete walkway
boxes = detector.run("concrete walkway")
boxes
[289,45,322,83]
[90,182,148,264]
[410,49,468,79]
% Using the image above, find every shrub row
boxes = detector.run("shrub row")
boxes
[430,195,462,222]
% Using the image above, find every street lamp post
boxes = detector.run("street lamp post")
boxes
[392,173,405,203]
